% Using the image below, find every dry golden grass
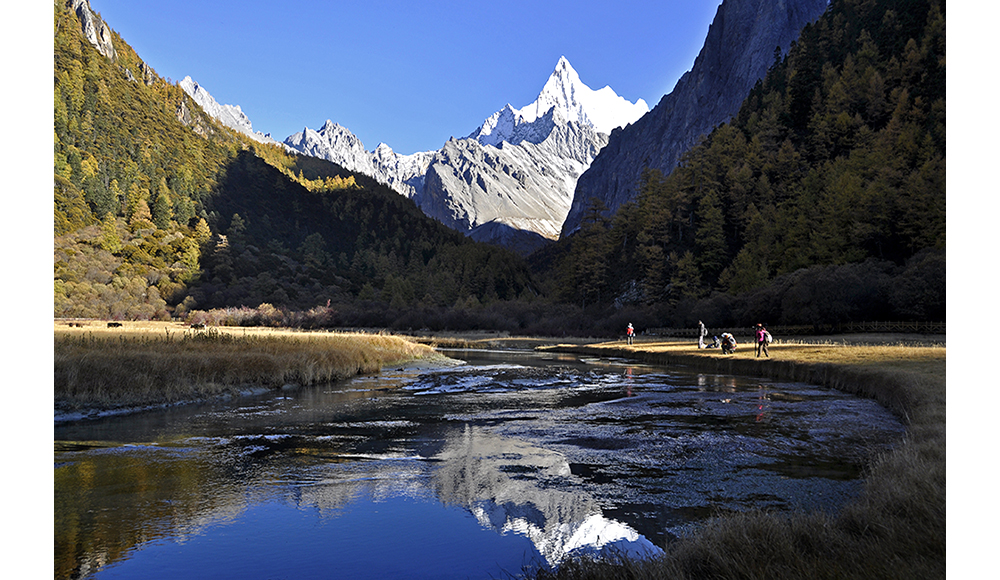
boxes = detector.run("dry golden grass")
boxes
[532,337,946,579]
[54,321,441,410]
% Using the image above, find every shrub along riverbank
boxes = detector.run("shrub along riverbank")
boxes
[531,339,946,579]
[54,321,441,414]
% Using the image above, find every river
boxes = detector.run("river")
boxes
[54,348,904,579]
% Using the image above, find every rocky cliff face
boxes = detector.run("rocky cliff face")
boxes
[285,120,435,199]
[281,58,645,252]
[68,0,116,61]
[562,0,829,237]
[418,113,608,247]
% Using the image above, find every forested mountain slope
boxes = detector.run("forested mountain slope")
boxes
[540,0,945,326]
[563,0,831,237]
[53,0,536,322]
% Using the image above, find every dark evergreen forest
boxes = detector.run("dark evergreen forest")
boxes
[533,0,945,329]
[53,0,945,335]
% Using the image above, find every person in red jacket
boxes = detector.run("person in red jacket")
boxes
[626,323,635,345]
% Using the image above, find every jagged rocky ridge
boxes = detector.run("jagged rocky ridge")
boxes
[69,0,116,60]
[65,0,158,85]
[179,76,281,145]
[562,0,830,236]
[283,57,648,253]
[285,121,435,199]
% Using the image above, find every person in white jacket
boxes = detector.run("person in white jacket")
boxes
[721,332,737,354]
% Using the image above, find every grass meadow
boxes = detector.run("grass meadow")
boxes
[54,321,441,411]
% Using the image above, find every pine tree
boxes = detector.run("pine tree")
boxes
[152,178,174,229]
[694,189,727,285]
[193,218,212,245]
[98,213,122,254]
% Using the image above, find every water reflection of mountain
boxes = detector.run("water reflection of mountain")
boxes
[432,425,662,566]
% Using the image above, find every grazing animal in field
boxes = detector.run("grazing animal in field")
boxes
[191,323,205,330]
[107,322,122,328]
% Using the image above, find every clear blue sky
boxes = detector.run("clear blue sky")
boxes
[88,0,722,154]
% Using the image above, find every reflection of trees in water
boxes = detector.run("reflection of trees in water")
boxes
[54,430,367,580]
[54,447,251,580]
[432,424,660,566]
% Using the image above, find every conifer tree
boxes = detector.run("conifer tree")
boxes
[694,190,727,284]
[98,213,122,254]
[193,217,212,245]
[152,178,174,229]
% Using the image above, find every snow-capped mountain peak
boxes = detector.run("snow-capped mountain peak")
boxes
[470,56,647,147]
[525,56,587,124]
[282,56,646,251]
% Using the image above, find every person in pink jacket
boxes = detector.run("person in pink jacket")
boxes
[755,323,770,358]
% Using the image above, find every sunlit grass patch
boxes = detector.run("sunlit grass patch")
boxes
[54,322,439,410]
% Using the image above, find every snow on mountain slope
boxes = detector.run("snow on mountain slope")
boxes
[282,57,646,251]
[178,57,646,251]
[285,57,649,253]
[413,57,644,248]
[469,56,648,147]
[419,112,607,243]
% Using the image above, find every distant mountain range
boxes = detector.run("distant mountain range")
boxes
[275,57,647,254]
[56,0,946,328]
[180,0,832,252]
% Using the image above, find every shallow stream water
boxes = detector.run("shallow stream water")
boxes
[54,349,904,579]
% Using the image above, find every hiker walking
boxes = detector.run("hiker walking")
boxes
[626,323,635,345]
[755,323,770,358]
[698,320,708,349]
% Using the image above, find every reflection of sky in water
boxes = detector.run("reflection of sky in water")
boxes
[95,495,543,580]
[55,351,904,580]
